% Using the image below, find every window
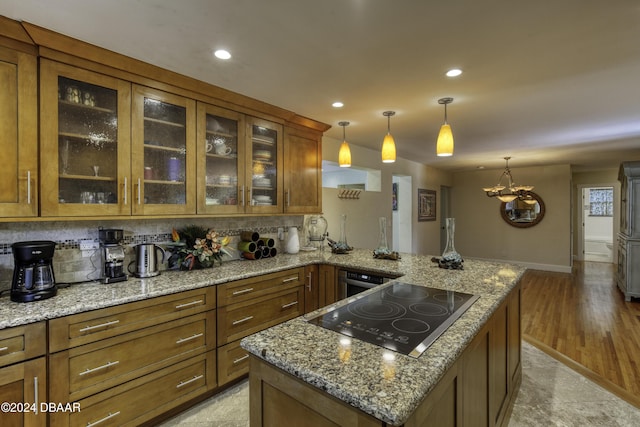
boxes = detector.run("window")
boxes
[589,188,613,217]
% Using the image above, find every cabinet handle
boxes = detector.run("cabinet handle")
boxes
[87,411,121,427]
[240,185,245,206]
[282,277,298,283]
[176,374,204,389]
[282,301,299,309]
[27,170,31,204]
[123,176,128,205]
[232,287,254,295]
[175,332,204,344]
[175,299,203,309]
[33,376,39,414]
[233,354,250,364]
[79,360,120,376]
[79,319,120,332]
[307,272,312,291]
[286,188,290,207]
[232,316,253,325]
[137,178,141,204]
[0,346,8,352]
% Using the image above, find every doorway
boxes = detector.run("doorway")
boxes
[581,186,614,263]
[392,175,412,253]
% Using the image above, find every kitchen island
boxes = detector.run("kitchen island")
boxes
[241,252,525,427]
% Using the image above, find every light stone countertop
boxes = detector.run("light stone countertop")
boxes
[0,248,525,426]
[240,250,527,426]
[0,248,416,330]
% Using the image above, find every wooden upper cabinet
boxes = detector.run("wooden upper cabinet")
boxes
[284,126,323,214]
[245,117,284,214]
[196,102,246,214]
[0,45,38,218]
[39,59,132,216]
[131,85,196,215]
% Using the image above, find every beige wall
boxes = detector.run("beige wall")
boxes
[451,164,572,272]
[321,136,451,256]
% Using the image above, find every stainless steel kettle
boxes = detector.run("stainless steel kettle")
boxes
[128,243,166,278]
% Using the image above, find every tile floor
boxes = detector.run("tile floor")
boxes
[159,342,640,426]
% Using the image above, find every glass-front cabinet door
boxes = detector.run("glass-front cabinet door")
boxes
[131,85,196,215]
[196,103,246,214]
[246,117,283,214]
[40,60,131,216]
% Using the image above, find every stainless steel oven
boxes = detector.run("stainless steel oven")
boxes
[338,269,392,298]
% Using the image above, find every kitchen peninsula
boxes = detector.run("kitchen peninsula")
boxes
[0,250,524,426]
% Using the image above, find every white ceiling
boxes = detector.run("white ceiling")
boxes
[3,0,640,171]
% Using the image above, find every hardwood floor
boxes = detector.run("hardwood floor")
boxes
[521,261,640,408]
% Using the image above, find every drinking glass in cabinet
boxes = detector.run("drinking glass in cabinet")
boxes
[57,77,119,204]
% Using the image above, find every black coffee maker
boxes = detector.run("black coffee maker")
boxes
[11,241,57,303]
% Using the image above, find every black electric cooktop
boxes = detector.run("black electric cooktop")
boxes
[305,281,479,358]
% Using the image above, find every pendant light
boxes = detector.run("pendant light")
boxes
[436,98,454,157]
[338,121,351,168]
[482,157,534,202]
[381,111,396,163]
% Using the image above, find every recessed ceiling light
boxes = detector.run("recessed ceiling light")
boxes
[332,101,344,108]
[446,68,462,77]
[214,49,231,60]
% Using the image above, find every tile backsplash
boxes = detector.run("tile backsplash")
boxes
[0,216,304,293]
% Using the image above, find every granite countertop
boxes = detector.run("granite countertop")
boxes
[0,248,411,330]
[240,251,526,426]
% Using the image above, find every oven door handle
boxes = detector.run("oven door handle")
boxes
[344,278,379,289]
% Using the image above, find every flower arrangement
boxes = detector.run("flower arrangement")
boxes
[169,225,232,270]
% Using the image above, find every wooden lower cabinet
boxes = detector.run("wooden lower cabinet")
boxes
[303,264,319,313]
[48,291,217,427]
[304,264,338,314]
[217,340,250,385]
[216,267,306,386]
[0,322,47,427]
[249,357,381,427]
[250,283,522,427]
[0,357,47,427]
[64,351,215,427]
[318,264,338,307]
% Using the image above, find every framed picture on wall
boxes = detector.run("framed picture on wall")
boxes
[418,189,436,221]
[392,182,398,211]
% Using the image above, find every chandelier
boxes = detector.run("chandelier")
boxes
[483,157,535,203]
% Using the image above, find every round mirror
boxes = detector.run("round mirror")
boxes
[500,192,545,228]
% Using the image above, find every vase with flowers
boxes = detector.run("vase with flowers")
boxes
[169,225,233,270]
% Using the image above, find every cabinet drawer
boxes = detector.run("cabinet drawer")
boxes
[50,287,215,352]
[217,286,304,345]
[217,267,304,307]
[0,321,46,368]
[51,311,214,401]
[217,340,250,385]
[60,351,216,427]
